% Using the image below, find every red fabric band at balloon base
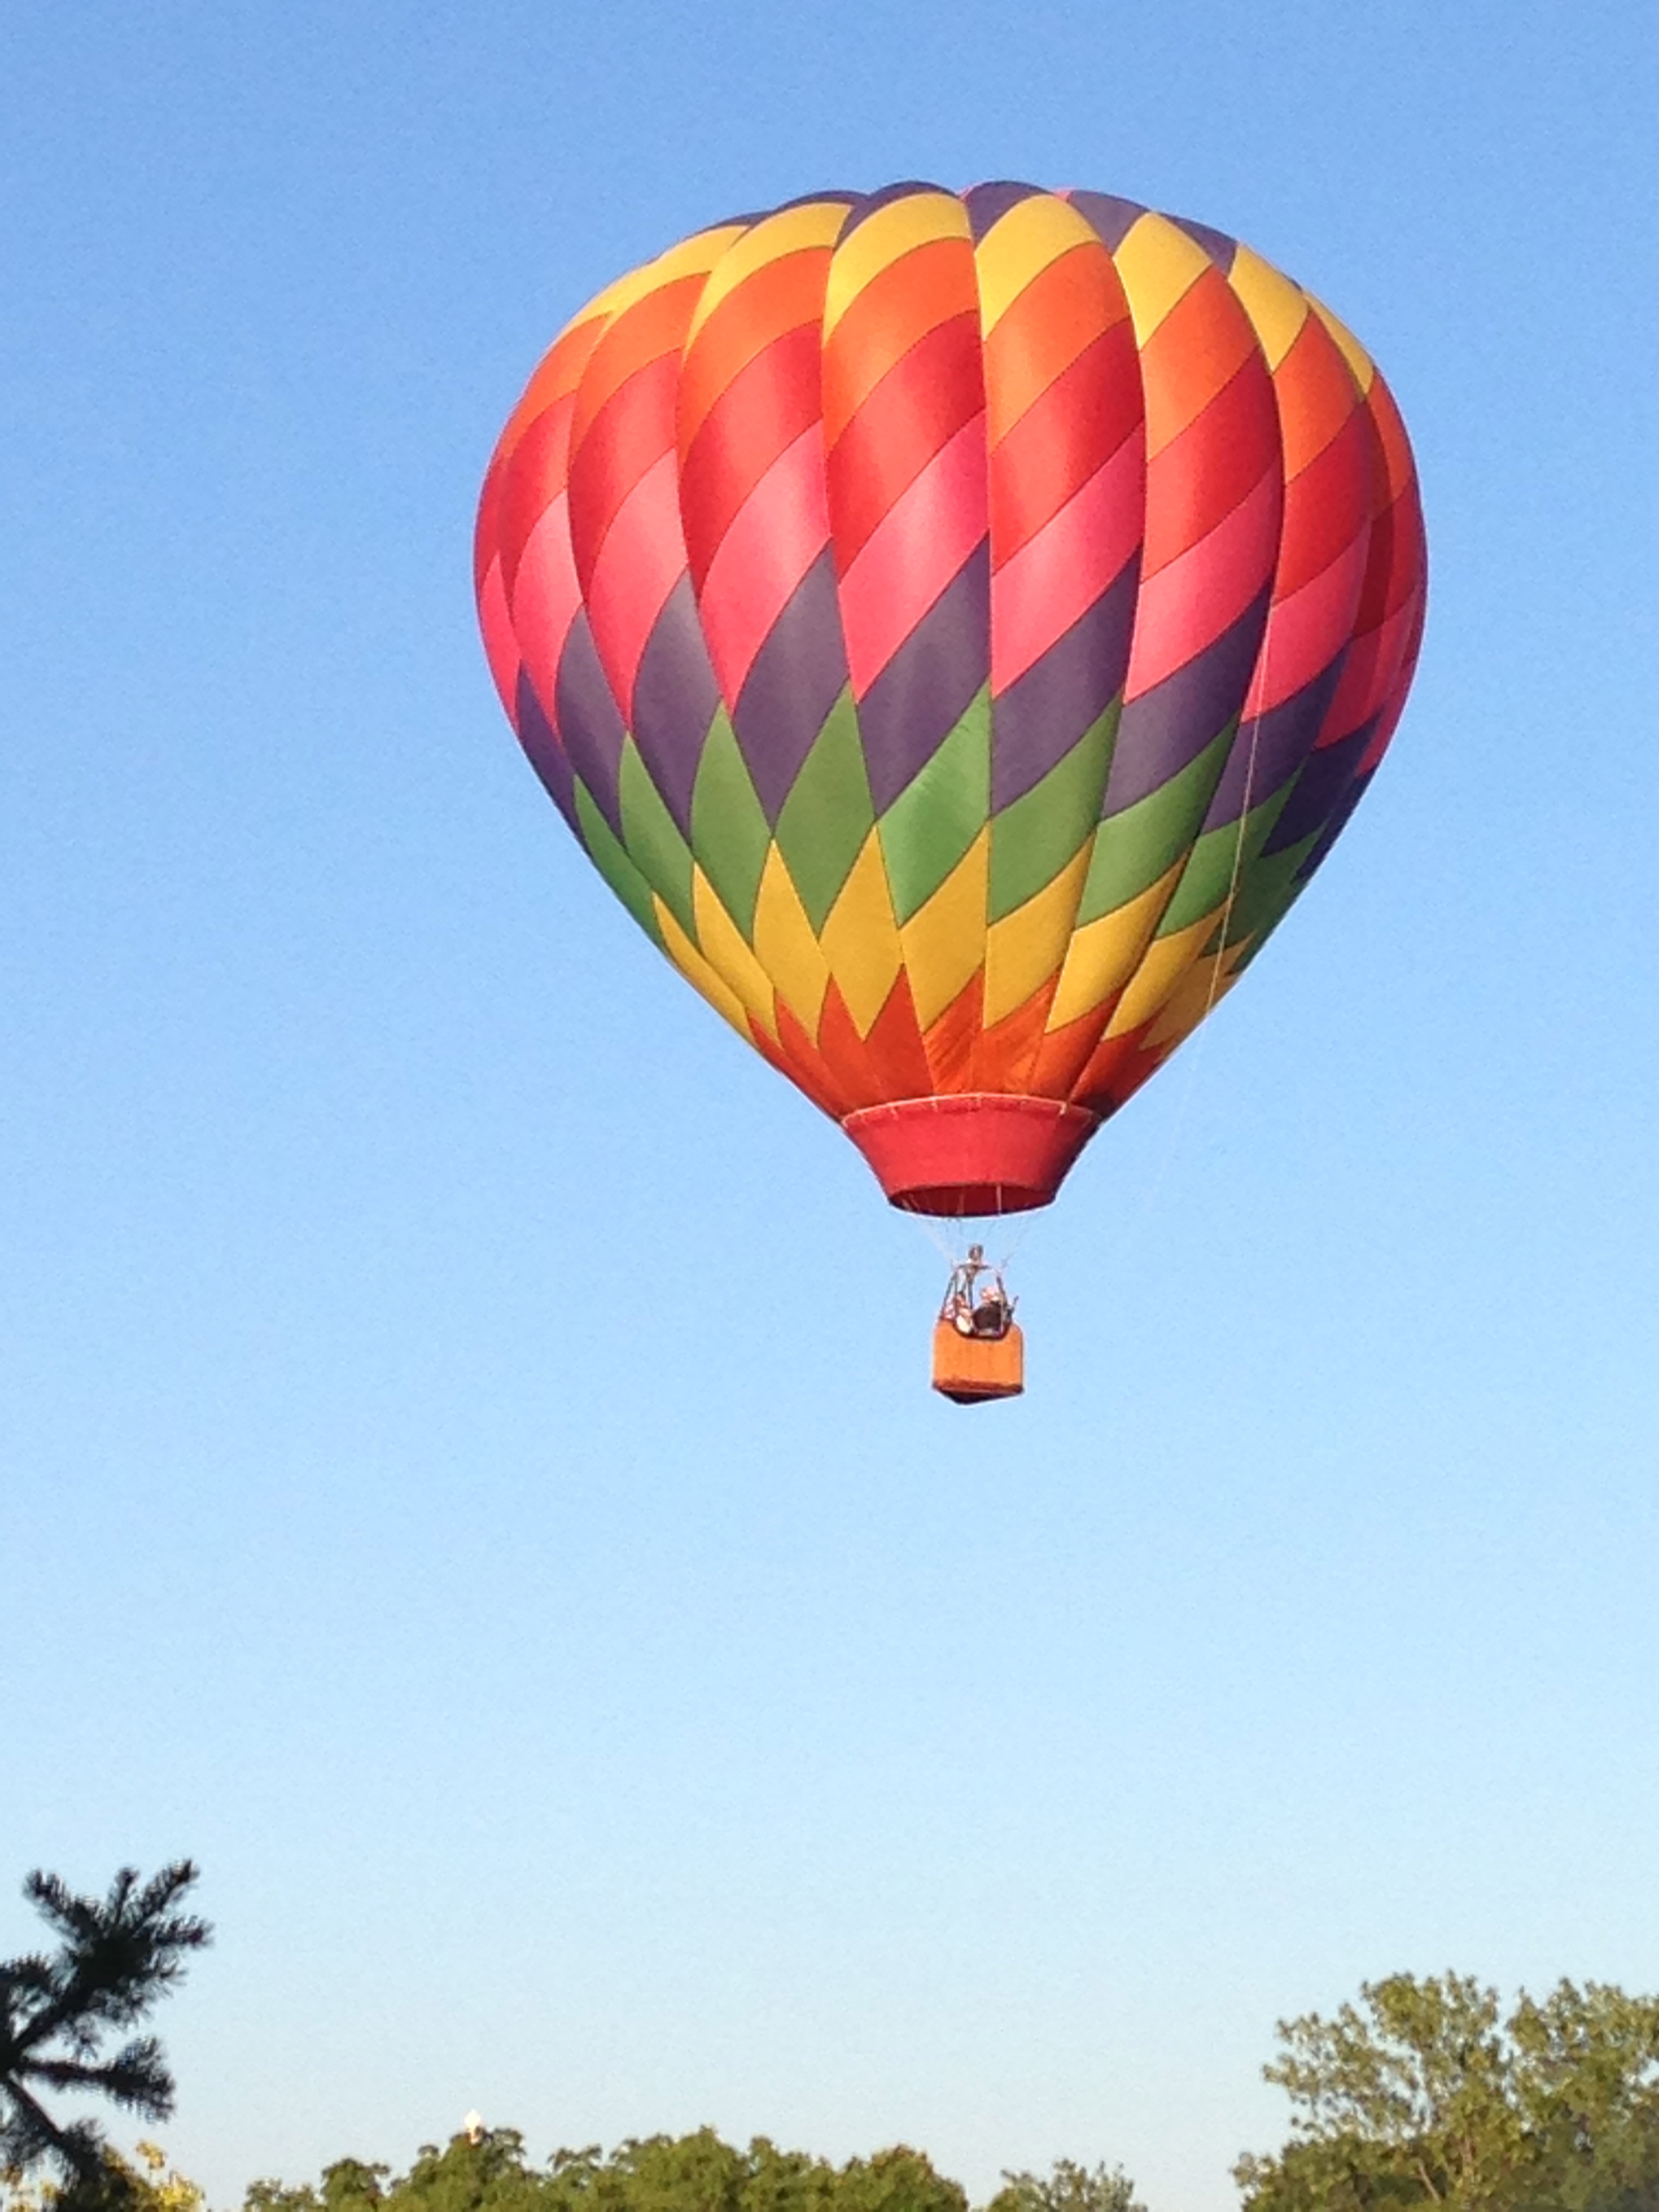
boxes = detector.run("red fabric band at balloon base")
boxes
[841,1094,1101,1217]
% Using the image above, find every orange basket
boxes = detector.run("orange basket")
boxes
[931,1319,1025,1404]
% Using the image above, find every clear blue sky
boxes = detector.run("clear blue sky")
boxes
[3,3,1658,2209]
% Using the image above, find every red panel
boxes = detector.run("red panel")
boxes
[860,971,937,1101]
[824,313,985,569]
[678,323,824,588]
[987,324,1144,563]
[982,241,1130,443]
[821,237,979,445]
[677,247,833,451]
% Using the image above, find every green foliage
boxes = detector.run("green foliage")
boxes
[1,1866,211,2192]
[1235,1972,1659,2212]
[243,2135,1124,2212]
[3,2139,205,2212]
[985,2158,1145,2212]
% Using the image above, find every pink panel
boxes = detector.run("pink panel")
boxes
[1318,587,1422,747]
[508,493,581,722]
[1241,530,1370,718]
[1124,467,1279,701]
[990,430,1142,694]
[695,422,831,709]
[837,413,988,698]
[476,556,520,720]
[581,451,686,719]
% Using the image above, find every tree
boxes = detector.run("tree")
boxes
[1233,1971,1659,2212]
[0,1864,211,2207]
[986,2160,1145,2212]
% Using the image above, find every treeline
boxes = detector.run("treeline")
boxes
[245,2137,1142,2212]
[7,1865,1659,2212]
[230,1972,1659,2212]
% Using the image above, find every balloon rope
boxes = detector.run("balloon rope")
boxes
[910,1212,962,1266]
[997,1208,1038,1272]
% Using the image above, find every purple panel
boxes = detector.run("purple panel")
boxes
[1065,190,1149,252]
[1168,213,1239,271]
[733,546,853,822]
[554,611,629,836]
[964,180,1046,240]
[631,573,720,836]
[1200,658,1345,830]
[773,188,862,214]
[1294,766,1373,884]
[514,667,578,834]
[1103,589,1271,815]
[1262,721,1374,857]
[990,558,1139,811]
[857,542,991,815]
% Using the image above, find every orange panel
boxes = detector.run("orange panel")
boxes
[754,1004,843,1120]
[921,971,985,1092]
[970,979,1058,1092]
[1027,1006,1111,1101]
[814,978,889,1111]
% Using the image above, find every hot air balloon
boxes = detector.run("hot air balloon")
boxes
[474,182,1426,1397]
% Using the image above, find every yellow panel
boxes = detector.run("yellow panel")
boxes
[581,226,750,329]
[1141,934,1254,1052]
[751,844,831,1038]
[983,842,1091,1028]
[1046,860,1187,1031]
[897,830,989,1031]
[1109,210,1212,346]
[819,828,905,1034]
[686,201,852,344]
[1225,243,1309,371]
[823,191,970,336]
[691,867,779,1041]
[1308,295,1376,395]
[654,895,753,1040]
[974,192,1101,334]
[1104,903,1223,1036]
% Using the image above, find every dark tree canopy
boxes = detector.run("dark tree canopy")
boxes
[1235,1971,1659,2212]
[0,1864,211,2204]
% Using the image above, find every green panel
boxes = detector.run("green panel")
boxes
[773,687,876,932]
[877,687,992,925]
[1076,721,1236,926]
[1221,827,1323,965]
[691,708,769,939]
[573,777,665,949]
[1158,783,1294,937]
[617,737,695,939]
[988,699,1119,923]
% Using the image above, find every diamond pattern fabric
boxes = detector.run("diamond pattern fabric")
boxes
[476,183,1427,1162]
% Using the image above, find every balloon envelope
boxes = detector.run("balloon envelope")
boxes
[475,184,1426,1214]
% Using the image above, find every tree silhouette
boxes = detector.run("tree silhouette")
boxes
[1,1864,211,2204]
